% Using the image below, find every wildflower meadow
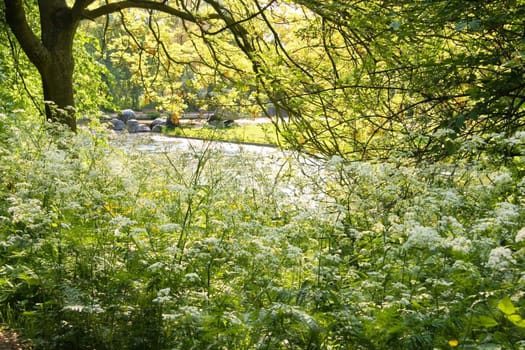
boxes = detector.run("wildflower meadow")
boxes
[1,112,525,349]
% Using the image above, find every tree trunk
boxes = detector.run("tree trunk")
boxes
[5,0,79,131]
[41,44,77,131]
[39,1,78,131]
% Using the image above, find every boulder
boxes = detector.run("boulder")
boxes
[126,119,140,133]
[150,117,166,128]
[99,114,112,123]
[136,124,151,133]
[266,104,288,118]
[207,113,220,123]
[110,118,126,131]
[119,109,136,123]
[207,120,222,128]
[152,125,163,133]
[207,110,237,128]
[207,114,235,128]
[224,119,235,127]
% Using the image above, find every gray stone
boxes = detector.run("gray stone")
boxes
[152,125,163,133]
[150,117,166,128]
[266,104,288,118]
[207,113,220,123]
[99,114,112,123]
[213,108,245,121]
[137,124,151,133]
[126,119,140,133]
[207,119,223,128]
[119,109,136,123]
[224,119,235,127]
[207,109,239,128]
[110,118,126,131]
[207,118,236,129]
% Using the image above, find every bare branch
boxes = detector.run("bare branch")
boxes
[84,1,199,23]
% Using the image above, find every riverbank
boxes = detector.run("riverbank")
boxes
[166,120,278,146]
[110,111,280,146]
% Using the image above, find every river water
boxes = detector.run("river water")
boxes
[112,133,283,157]
[109,132,329,213]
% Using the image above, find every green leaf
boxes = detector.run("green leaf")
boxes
[455,20,481,32]
[507,314,525,328]
[469,20,481,31]
[474,315,499,328]
[453,114,465,131]
[498,297,517,315]
[444,139,457,155]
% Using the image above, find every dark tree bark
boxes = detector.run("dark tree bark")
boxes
[6,0,80,130]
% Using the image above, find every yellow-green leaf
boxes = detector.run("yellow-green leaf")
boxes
[498,297,517,315]
[507,314,525,328]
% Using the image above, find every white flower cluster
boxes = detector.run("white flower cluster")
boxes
[494,202,520,226]
[326,155,344,169]
[506,131,525,146]
[459,135,486,152]
[516,227,525,243]
[443,236,472,254]
[432,128,456,138]
[403,222,442,250]
[492,172,513,187]
[7,196,53,229]
[486,247,516,270]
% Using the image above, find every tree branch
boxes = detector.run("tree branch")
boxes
[204,0,276,36]
[202,0,254,57]
[72,0,97,19]
[4,0,50,70]
[84,1,199,22]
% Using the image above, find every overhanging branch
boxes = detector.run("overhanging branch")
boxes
[84,1,199,22]
[204,0,276,36]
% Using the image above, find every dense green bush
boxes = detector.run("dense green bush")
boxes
[1,111,525,349]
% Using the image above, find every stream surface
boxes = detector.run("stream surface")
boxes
[113,133,283,157]
[110,132,327,208]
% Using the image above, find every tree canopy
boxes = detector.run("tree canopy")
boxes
[1,0,524,161]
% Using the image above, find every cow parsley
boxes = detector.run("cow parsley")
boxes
[494,202,520,226]
[486,247,516,270]
[516,227,525,243]
[403,223,443,250]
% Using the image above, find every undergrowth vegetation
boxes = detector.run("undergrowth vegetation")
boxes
[1,111,525,349]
